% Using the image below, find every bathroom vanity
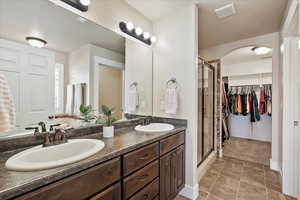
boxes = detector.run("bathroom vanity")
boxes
[0,119,186,200]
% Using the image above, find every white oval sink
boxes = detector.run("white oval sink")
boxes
[5,139,105,171]
[135,123,175,133]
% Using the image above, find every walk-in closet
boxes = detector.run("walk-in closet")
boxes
[221,46,273,165]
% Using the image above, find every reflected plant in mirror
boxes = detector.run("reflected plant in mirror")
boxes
[79,104,95,122]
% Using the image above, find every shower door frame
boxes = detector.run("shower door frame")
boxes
[197,59,215,167]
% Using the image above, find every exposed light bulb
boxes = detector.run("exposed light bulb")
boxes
[143,32,150,40]
[26,37,47,48]
[280,44,284,53]
[135,27,143,36]
[252,47,272,55]
[150,36,157,43]
[126,22,134,31]
[79,0,90,6]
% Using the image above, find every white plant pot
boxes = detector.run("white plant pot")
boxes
[103,126,114,138]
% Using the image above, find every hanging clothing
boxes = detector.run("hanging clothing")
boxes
[241,94,248,116]
[252,91,260,121]
[248,93,255,122]
[259,88,266,115]
[237,94,242,114]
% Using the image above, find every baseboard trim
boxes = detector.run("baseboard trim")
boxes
[270,159,281,174]
[180,184,199,200]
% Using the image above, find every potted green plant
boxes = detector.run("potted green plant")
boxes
[79,104,95,126]
[96,105,117,138]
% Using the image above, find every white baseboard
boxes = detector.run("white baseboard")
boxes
[180,184,199,200]
[270,159,282,176]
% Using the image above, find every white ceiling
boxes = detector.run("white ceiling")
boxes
[0,0,125,53]
[222,46,273,66]
[124,0,288,49]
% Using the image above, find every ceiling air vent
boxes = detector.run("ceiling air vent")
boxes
[215,3,236,19]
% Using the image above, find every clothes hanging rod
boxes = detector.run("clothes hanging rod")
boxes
[230,84,272,87]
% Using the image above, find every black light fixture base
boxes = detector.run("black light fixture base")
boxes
[61,0,88,12]
[119,22,152,46]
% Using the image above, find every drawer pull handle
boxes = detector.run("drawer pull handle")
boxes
[137,174,149,182]
[141,194,149,200]
[138,154,149,160]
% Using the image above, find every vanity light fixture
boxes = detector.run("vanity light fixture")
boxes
[143,32,150,40]
[252,47,272,55]
[119,21,157,45]
[60,0,89,12]
[26,37,47,48]
[126,22,134,31]
[150,36,157,43]
[135,27,143,36]
[79,0,90,6]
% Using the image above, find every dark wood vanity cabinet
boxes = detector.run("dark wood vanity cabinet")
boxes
[14,131,185,200]
[160,133,185,200]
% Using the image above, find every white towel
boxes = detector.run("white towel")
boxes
[0,73,16,132]
[128,88,139,112]
[73,83,85,115]
[165,88,178,114]
[65,85,74,114]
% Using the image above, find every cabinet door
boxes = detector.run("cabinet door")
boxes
[174,145,185,194]
[160,151,175,200]
[160,145,185,200]
[89,183,121,200]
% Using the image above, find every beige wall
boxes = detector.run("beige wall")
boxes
[99,66,123,119]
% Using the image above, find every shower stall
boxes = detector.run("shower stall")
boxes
[197,58,215,166]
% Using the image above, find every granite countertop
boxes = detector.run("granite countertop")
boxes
[0,126,186,200]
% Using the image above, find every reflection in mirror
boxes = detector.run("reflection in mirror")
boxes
[0,0,138,138]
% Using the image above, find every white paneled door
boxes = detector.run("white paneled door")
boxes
[282,37,300,198]
[0,39,54,130]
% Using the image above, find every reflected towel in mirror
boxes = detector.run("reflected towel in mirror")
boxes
[0,73,16,132]
[128,88,139,112]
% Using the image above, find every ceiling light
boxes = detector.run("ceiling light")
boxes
[143,32,150,40]
[135,27,143,36]
[150,36,157,43]
[126,22,134,31]
[79,0,90,6]
[26,37,47,48]
[280,44,284,53]
[252,47,272,55]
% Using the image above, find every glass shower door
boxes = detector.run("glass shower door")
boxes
[198,60,215,166]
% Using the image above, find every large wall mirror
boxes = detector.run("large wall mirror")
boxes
[0,0,153,138]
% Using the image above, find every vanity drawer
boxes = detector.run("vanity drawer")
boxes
[16,158,121,200]
[160,132,185,155]
[123,160,159,199]
[123,142,159,176]
[129,178,159,200]
[89,183,121,200]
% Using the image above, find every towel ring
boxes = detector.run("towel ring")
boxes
[166,78,178,89]
[130,82,138,89]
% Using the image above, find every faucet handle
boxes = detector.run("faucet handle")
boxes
[25,126,39,134]
[49,124,61,131]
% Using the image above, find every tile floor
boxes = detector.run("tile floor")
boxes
[176,156,295,200]
[223,137,271,166]
[176,137,296,200]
